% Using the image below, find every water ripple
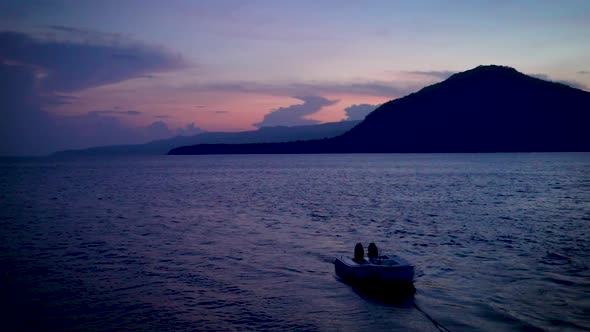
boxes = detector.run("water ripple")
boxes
[1,153,589,331]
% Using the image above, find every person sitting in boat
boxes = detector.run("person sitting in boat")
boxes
[367,242,379,258]
[353,243,364,263]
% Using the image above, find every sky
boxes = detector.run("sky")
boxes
[1,0,589,155]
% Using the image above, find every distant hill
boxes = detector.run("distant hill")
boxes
[169,65,590,155]
[52,120,361,156]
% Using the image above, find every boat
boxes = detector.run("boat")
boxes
[334,254,415,285]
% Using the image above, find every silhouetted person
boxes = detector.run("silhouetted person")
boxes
[353,243,364,263]
[368,242,378,258]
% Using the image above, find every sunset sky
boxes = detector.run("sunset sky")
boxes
[1,0,589,155]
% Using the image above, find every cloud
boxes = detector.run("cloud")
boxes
[406,70,457,80]
[343,104,379,121]
[0,100,202,155]
[0,61,38,109]
[154,115,171,119]
[57,116,202,149]
[44,94,80,105]
[0,30,188,93]
[175,123,204,136]
[254,96,337,128]
[531,73,588,91]
[0,1,57,19]
[0,62,56,155]
[144,121,172,140]
[88,110,142,116]
[0,30,195,155]
[191,80,422,98]
[577,70,588,75]
[213,110,228,114]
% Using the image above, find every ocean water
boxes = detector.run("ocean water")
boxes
[1,153,589,331]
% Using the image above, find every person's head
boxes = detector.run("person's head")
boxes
[354,243,364,261]
[368,242,378,258]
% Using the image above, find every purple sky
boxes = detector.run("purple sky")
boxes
[1,0,589,155]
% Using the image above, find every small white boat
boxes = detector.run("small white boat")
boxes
[334,255,415,285]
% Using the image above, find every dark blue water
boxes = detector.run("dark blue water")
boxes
[1,153,589,331]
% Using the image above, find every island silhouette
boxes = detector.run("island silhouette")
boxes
[169,65,590,155]
[53,120,361,156]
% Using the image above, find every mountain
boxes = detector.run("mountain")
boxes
[169,65,590,155]
[52,120,361,156]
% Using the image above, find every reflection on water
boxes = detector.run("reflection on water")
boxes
[347,281,416,308]
[1,153,589,331]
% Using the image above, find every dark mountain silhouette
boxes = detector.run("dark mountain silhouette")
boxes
[52,120,360,156]
[169,65,590,155]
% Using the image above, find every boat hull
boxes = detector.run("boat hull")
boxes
[334,256,414,286]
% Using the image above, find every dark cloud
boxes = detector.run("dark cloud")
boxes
[0,1,56,19]
[154,115,171,119]
[577,70,588,75]
[214,110,228,114]
[145,121,172,140]
[43,94,80,105]
[530,73,550,80]
[0,62,38,109]
[192,80,421,98]
[406,70,457,80]
[333,82,411,97]
[531,73,588,91]
[0,62,56,155]
[111,53,143,61]
[175,123,204,136]
[55,116,201,150]
[0,30,188,93]
[0,96,202,155]
[88,110,142,116]
[47,25,87,33]
[255,96,337,128]
[42,25,143,49]
[0,30,194,156]
[343,104,379,121]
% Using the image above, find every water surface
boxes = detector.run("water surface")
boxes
[1,153,589,331]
